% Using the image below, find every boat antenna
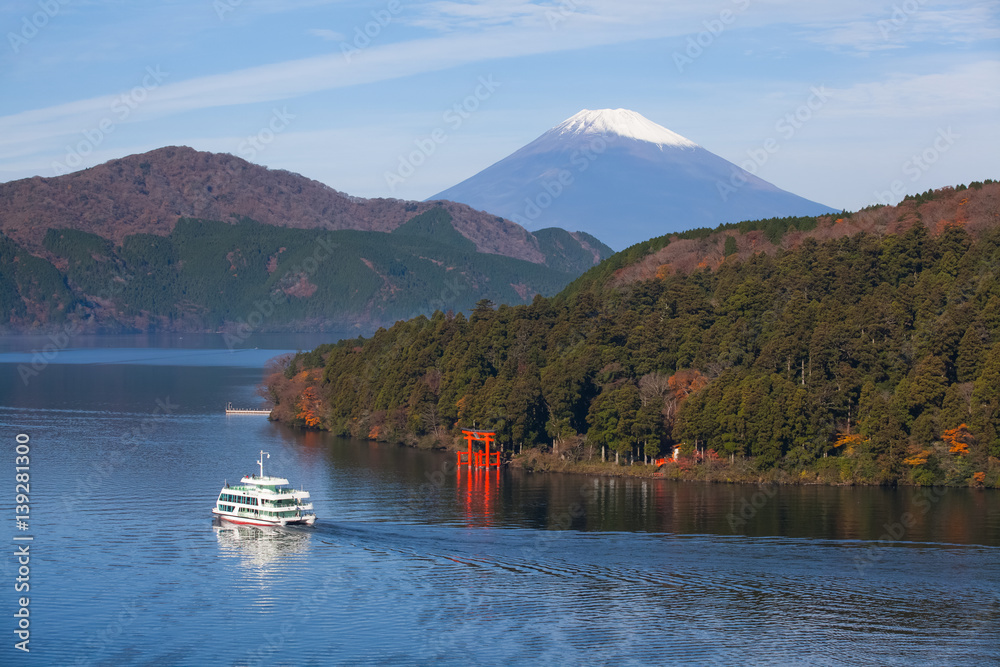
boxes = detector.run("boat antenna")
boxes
[258,450,270,477]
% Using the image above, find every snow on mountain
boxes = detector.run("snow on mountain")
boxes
[550,109,699,149]
[430,109,838,250]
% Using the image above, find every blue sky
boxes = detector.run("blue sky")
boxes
[1,0,998,212]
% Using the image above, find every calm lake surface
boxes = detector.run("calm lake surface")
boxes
[1,335,998,665]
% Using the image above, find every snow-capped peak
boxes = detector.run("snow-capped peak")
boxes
[551,109,699,149]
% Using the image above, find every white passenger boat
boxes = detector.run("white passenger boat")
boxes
[212,450,316,526]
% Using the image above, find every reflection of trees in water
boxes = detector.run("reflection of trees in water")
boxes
[497,474,1000,543]
[213,519,312,569]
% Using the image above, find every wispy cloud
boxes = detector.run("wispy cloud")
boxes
[807,5,1000,53]
[0,14,667,161]
[408,0,555,30]
[826,60,1000,117]
[2,0,998,191]
[307,28,346,41]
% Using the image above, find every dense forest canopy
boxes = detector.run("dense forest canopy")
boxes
[268,183,1000,487]
[0,208,610,333]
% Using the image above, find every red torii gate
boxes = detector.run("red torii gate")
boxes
[457,429,501,468]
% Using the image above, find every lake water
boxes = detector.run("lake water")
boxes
[0,335,998,665]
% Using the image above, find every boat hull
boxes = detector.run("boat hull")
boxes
[212,508,316,527]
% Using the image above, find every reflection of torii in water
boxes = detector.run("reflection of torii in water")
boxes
[457,429,501,467]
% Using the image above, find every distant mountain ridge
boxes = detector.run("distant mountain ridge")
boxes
[430,108,839,250]
[0,147,615,333]
[0,145,609,267]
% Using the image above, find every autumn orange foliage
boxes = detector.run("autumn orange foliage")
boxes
[941,424,973,456]
[972,472,986,486]
[296,386,323,428]
[833,433,863,449]
[934,218,966,234]
[668,369,709,399]
[903,449,931,467]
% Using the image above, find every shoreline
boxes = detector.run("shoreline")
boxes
[293,425,998,488]
[508,448,870,486]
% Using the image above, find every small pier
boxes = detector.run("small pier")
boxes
[225,402,272,416]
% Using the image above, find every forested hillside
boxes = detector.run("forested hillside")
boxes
[0,208,608,333]
[267,182,1000,487]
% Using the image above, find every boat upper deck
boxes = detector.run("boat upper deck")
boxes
[223,475,309,499]
[240,474,289,487]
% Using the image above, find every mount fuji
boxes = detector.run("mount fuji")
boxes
[430,109,839,250]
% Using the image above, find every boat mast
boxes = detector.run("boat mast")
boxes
[257,450,269,477]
